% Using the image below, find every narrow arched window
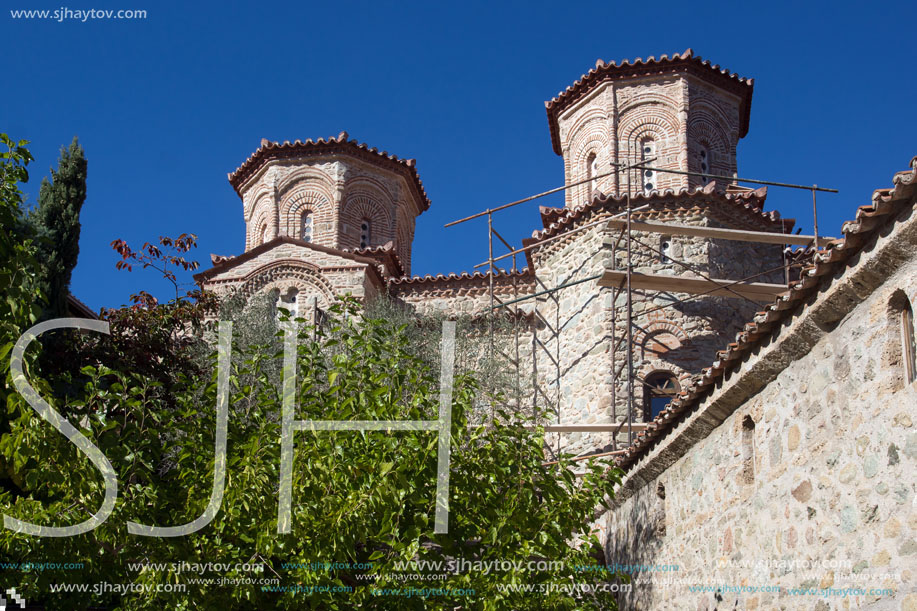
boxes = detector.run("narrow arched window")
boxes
[360,218,372,249]
[741,415,756,485]
[698,145,716,188]
[642,371,679,422]
[258,223,268,246]
[660,236,672,264]
[903,299,916,384]
[277,287,299,319]
[300,212,313,243]
[585,152,597,197]
[641,140,656,193]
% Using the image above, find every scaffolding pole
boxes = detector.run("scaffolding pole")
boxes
[443,158,837,462]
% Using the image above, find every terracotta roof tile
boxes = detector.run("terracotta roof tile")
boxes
[228,131,430,210]
[195,236,384,283]
[389,268,533,288]
[616,155,917,471]
[546,49,754,155]
[525,183,791,251]
[342,240,405,278]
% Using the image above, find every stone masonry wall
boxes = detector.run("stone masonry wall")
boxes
[532,205,784,457]
[606,233,917,610]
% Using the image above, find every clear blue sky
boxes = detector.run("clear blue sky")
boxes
[4,0,914,311]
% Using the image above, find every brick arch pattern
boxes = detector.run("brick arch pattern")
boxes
[246,200,276,250]
[278,186,332,245]
[568,125,609,206]
[396,206,415,275]
[276,165,335,199]
[561,105,609,206]
[633,319,689,362]
[619,100,680,193]
[688,107,736,187]
[340,190,393,250]
[243,182,274,222]
[240,260,336,307]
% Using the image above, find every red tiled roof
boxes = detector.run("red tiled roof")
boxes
[616,155,917,471]
[539,205,567,229]
[522,183,790,269]
[546,49,754,155]
[389,268,533,292]
[194,236,386,283]
[343,241,405,278]
[227,131,431,211]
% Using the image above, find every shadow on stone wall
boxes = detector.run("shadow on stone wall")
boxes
[605,483,667,610]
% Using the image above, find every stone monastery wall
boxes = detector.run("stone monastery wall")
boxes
[605,189,917,610]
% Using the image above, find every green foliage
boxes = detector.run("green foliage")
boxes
[0,293,623,609]
[0,202,623,608]
[27,137,87,320]
[0,134,45,498]
[0,134,42,343]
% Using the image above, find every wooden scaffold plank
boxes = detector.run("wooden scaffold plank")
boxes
[598,270,786,302]
[606,218,834,247]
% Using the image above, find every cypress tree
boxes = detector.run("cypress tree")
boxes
[29,137,87,319]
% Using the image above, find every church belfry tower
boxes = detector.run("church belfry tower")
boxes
[228,131,429,275]
[544,49,753,207]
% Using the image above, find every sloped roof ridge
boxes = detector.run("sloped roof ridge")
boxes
[227,131,430,210]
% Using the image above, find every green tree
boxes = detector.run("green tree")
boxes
[28,137,87,319]
[0,134,45,494]
[0,223,625,609]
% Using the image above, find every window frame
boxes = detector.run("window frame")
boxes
[300,211,313,243]
[359,218,372,249]
[586,152,598,197]
[641,140,657,193]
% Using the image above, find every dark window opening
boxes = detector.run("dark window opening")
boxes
[660,236,672,263]
[360,219,371,249]
[741,415,755,485]
[642,371,679,422]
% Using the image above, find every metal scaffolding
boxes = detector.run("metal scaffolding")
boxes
[445,159,837,463]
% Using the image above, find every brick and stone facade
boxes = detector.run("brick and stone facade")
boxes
[545,49,751,207]
[196,50,794,457]
[195,53,917,606]
[605,158,917,610]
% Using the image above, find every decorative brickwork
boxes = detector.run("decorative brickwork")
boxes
[549,51,751,207]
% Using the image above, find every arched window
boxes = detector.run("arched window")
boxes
[585,152,598,197]
[641,140,656,193]
[277,286,299,316]
[698,146,713,185]
[642,371,679,422]
[360,218,372,249]
[660,236,672,264]
[300,212,313,243]
[741,415,756,485]
[258,223,268,246]
[903,299,916,384]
